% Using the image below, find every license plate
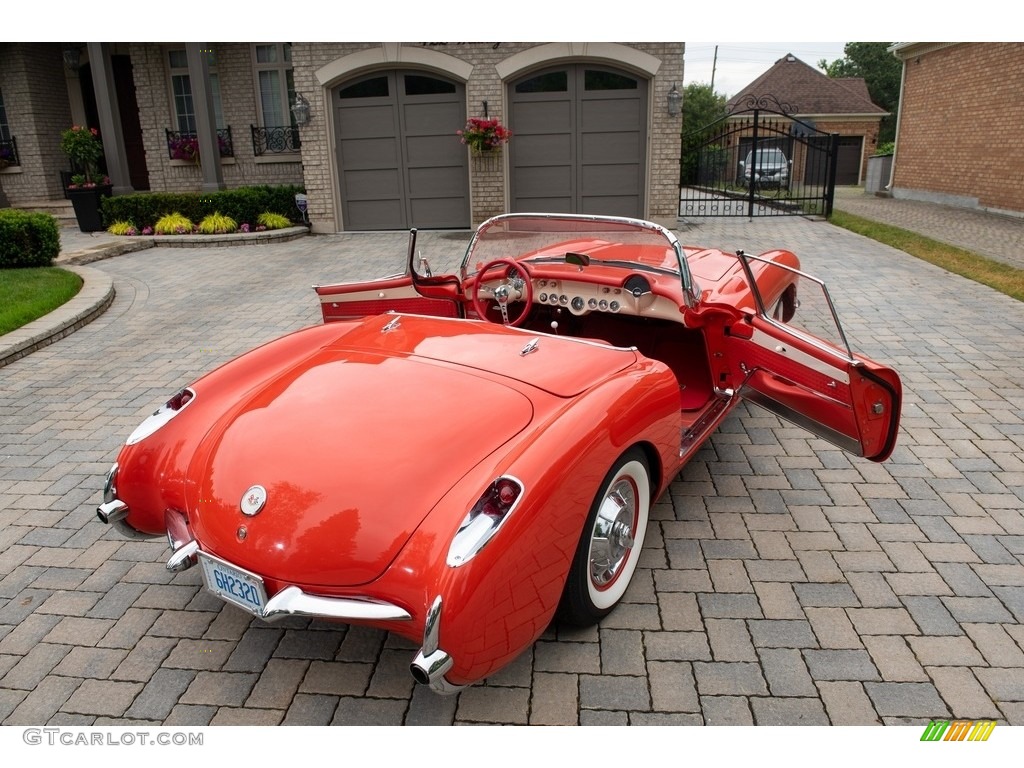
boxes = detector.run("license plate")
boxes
[198,552,268,616]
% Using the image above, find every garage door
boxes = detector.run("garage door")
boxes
[836,136,864,185]
[509,66,648,217]
[334,71,469,230]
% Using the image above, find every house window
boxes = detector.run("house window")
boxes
[168,48,224,133]
[253,43,296,129]
[0,88,18,168]
[0,89,11,141]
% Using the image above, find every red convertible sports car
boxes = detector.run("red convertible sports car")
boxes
[97,213,901,693]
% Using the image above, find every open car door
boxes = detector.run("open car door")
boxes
[314,228,464,323]
[724,253,901,462]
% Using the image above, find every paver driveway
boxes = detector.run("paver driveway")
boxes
[1,216,1023,726]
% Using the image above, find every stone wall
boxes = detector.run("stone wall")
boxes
[0,43,73,204]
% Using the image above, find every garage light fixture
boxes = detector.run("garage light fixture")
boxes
[291,93,311,128]
[667,83,682,117]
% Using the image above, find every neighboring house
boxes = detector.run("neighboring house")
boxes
[726,53,887,185]
[0,42,685,233]
[888,42,1024,217]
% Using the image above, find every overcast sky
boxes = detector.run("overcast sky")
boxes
[682,42,850,97]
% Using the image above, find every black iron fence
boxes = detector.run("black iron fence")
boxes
[679,95,838,219]
[251,125,301,156]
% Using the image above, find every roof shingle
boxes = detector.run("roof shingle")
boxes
[726,54,887,116]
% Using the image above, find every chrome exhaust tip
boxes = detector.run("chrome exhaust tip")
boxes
[97,500,129,525]
[410,648,453,686]
[410,649,462,694]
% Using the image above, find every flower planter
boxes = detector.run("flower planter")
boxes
[68,185,113,232]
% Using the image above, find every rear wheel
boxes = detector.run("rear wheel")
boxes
[557,448,651,626]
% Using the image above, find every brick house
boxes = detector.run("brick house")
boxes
[888,42,1024,216]
[726,53,887,185]
[0,42,685,232]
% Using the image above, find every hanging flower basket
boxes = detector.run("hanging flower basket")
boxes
[457,117,512,153]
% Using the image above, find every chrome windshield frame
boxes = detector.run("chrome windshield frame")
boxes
[460,213,698,308]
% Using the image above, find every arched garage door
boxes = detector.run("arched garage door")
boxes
[509,65,648,218]
[333,71,470,230]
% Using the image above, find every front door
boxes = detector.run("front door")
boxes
[724,254,901,461]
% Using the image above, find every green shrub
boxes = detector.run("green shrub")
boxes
[107,221,139,236]
[102,184,304,230]
[873,141,895,156]
[0,210,61,268]
[256,212,291,230]
[154,212,195,235]
[198,212,238,234]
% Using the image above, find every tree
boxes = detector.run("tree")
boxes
[680,83,729,187]
[819,42,902,143]
[681,82,727,134]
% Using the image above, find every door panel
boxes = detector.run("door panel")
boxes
[725,253,902,461]
[728,319,900,461]
[315,276,461,324]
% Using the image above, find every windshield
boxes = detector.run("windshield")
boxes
[746,150,786,164]
[459,213,693,293]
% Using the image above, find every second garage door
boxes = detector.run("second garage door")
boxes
[509,65,648,218]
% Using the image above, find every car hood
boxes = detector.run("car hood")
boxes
[186,315,635,587]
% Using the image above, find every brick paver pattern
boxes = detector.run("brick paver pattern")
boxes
[1,209,1023,726]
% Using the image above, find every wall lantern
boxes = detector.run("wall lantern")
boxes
[63,45,81,72]
[291,93,311,128]
[667,82,682,117]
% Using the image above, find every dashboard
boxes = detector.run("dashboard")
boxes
[531,275,683,322]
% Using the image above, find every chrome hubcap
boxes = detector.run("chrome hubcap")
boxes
[590,478,637,588]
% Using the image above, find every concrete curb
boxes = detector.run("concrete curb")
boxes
[0,265,115,369]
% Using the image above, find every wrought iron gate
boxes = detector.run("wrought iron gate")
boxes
[678,95,839,219]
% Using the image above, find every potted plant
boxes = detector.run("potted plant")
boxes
[60,125,111,231]
[456,117,512,154]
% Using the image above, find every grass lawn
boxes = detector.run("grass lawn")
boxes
[830,210,1024,303]
[0,267,84,336]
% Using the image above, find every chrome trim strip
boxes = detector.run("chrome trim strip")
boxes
[126,387,197,446]
[749,327,851,383]
[260,585,412,623]
[410,596,464,695]
[740,385,863,455]
[447,475,525,567]
[103,463,118,503]
[422,596,443,655]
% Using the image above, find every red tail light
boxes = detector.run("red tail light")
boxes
[447,476,524,566]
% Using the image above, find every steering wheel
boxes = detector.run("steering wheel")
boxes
[471,258,534,327]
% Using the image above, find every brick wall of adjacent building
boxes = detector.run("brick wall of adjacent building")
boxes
[0,43,73,204]
[893,42,1024,214]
